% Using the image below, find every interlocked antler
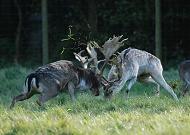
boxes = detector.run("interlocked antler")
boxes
[73,50,93,69]
[74,35,127,86]
[85,35,127,86]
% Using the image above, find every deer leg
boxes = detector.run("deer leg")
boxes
[68,82,76,102]
[151,72,178,101]
[125,77,137,98]
[10,92,34,109]
[181,83,189,97]
[122,65,138,98]
[36,87,59,106]
[139,76,160,96]
[37,90,59,106]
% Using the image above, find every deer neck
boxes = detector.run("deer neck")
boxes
[77,68,99,90]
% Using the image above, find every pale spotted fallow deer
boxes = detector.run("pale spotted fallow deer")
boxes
[104,48,179,101]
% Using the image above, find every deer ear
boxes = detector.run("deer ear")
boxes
[73,52,81,62]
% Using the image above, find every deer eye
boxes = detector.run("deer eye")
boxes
[84,57,88,60]
[109,89,113,94]
[106,88,113,95]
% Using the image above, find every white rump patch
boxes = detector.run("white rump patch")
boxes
[23,77,37,93]
[31,78,37,89]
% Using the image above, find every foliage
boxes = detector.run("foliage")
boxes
[0,0,188,66]
[0,38,15,62]
[0,66,190,134]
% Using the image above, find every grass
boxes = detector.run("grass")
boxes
[0,66,190,135]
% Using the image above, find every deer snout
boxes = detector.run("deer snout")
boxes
[92,88,100,96]
[104,86,113,98]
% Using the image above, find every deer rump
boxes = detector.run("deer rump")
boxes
[10,60,100,108]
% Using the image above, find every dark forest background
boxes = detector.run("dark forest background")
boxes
[0,0,189,68]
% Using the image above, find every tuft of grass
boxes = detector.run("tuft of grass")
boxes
[0,66,190,135]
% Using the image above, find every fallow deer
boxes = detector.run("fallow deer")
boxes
[104,48,179,101]
[179,60,190,96]
[10,60,102,108]
[10,35,127,108]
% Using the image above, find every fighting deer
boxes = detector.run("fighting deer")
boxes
[10,60,100,108]
[179,60,190,96]
[10,35,127,108]
[104,48,179,101]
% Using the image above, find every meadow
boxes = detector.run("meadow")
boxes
[0,66,190,135]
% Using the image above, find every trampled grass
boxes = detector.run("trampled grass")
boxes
[0,66,190,135]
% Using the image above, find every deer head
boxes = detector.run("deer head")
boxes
[74,35,128,90]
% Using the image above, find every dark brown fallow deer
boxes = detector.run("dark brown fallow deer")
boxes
[10,36,127,108]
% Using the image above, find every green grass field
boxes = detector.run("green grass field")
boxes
[0,66,190,135]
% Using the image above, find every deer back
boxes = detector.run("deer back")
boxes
[121,48,159,65]
[34,60,79,90]
[117,48,162,75]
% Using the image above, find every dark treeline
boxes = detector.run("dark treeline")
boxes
[0,0,189,68]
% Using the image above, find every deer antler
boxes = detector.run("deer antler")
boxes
[99,35,128,74]
[75,35,127,87]
[86,42,101,73]
[74,50,93,69]
[85,35,127,74]
[100,35,128,60]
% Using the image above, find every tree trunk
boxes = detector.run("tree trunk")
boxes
[155,0,162,60]
[41,0,49,64]
[14,0,22,64]
[86,0,97,34]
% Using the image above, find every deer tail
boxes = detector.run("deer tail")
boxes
[25,73,39,92]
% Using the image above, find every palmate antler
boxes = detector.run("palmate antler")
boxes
[86,42,105,74]
[74,35,127,86]
[86,36,128,73]
[73,50,93,69]
[101,35,128,60]
[99,35,128,74]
